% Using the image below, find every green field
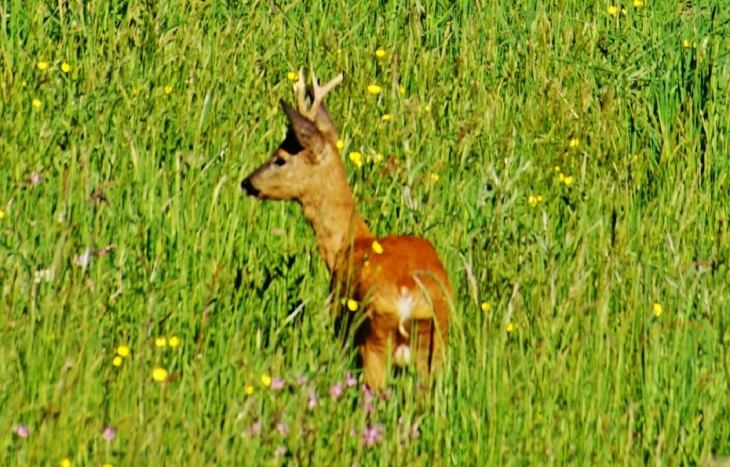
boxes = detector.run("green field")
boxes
[2,0,730,465]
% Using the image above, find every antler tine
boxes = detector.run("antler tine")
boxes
[308,71,343,119]
[295,68,307,114]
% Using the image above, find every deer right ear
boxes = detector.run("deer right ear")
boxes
[313,103,338,140]
[281,100,325,161]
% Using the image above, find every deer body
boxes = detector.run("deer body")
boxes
[241,70,451,389]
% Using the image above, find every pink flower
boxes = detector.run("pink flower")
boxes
[308,392,318,408]
[274,445,287,457]
[97,244,114,257]
[30,171,42,186]
[329,382,344,401]
[345,372,357,387]
[12,424,29,438]
[271,378,285,390]
[296,375,308,386]
[244,421,262,437]
[362,384,374,413]
[102,426,116,441]
[277,422,289,435]
[362,425,383,446]
[74,248,92,268]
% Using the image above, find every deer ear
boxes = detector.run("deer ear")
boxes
[314,103,338,140]
[281,100,324,160]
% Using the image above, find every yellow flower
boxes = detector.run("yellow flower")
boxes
[375,49,386,58]
[261,374,272,386]
[37,61,50,70]
[349,151,363,168]
[372,241,383,254]
[336,139,344,149]
[155,337,167,348]
[554,166,560,172]
[632,0,643,6]
[381,114,391,121]
[569,138,580,148]
[398,85,406,95]
[32,98,42,108]
[164,85,173,95]
[506,322,515,333]
[244,384,254,395]
[117,345,130,357]
[558,173,573,185]
[287,71,298,81]
[102,464,113,467]
[0,210,4,220]
[152,367,168,382]
[347,299,359,311]
[481,302,491,312]
[682,39,691,48]
[169,336,180,347]
[607,5,618,15]
[423,104,431,112]
[367,84,382,95]
[112,356,123,367]
[537,195,544,202]
[652,302,662,317]
[59,458,71,467]
[375,153,383,162]
[430,173,440,182]
[527,196,538,207]
[61,62,71,73]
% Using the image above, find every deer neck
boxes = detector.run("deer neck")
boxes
[299,181,373,273]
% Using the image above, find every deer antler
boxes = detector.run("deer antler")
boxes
[295,69,308,115]
[292,69,344,120]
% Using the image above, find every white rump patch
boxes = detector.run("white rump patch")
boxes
[393,344,412,367]
[396,286,415,337]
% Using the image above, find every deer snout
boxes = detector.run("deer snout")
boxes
[240,177,260,198]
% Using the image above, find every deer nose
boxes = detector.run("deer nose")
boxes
[240,178,260,198]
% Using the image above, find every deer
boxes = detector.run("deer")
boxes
[240,69,452,390]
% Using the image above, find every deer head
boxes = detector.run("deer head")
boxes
[241,70,345,203]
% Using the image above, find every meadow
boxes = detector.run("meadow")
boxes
[1,0,730,465]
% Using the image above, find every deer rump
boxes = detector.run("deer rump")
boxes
[332,235,451,387]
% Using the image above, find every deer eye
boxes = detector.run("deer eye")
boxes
[273,156,286,167]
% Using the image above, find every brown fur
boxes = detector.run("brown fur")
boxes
[241,70,452,389]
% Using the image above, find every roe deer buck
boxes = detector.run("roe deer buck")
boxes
[241,70,452,389]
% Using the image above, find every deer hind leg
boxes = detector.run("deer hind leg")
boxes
[413,319,434,381]
[414,299,449,383]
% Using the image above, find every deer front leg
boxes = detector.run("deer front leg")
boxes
[360,339,387,390]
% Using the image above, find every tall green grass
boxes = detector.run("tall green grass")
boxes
[1,0,729,464]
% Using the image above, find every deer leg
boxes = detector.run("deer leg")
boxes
[360,339,387,390]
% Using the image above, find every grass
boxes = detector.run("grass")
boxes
[1,0,730,465]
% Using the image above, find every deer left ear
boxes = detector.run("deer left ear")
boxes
[281,100,325,161]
